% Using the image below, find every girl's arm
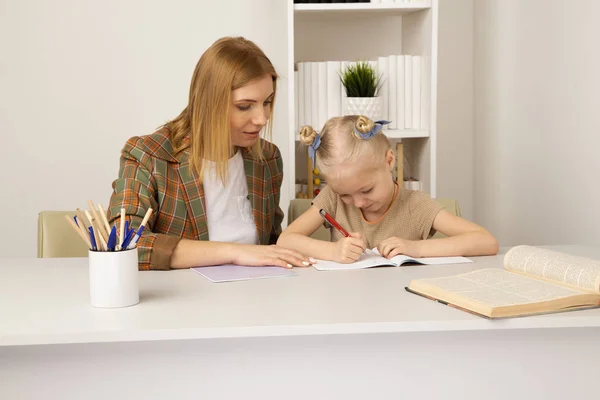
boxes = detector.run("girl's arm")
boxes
[277,206,337,260]
[378,210,499,258]
[277,205,366,263]
[421,210,499,256]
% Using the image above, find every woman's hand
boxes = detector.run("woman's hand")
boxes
[332,232,366,263]
[377,237,418,259]
[232,244,310,269]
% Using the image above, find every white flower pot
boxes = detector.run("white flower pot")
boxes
[343,97,382,121]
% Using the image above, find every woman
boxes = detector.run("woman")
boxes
[107,36,308,270]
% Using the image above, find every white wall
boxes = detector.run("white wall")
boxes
[474,0,600,246]
[5,0,597,256]
[0,0,291,257]
[436,0,474,221]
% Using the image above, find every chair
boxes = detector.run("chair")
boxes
[433,198,461,218]
[430,198,461,239]
[287,199,330,241]
[38,211,89,258]
[287,197,461,241]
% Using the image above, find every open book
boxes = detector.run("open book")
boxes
[312,249,472,271]
[406,245,600,319]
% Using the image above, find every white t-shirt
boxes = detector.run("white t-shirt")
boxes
[203,151,258,244]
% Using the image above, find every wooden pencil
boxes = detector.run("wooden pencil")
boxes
[88,200,108,243]
[75,208,89,229]
[96,226,108,251]
[84,209,106,251]
[119,208,126,249]
[97,204,112,240]
[73,209,90,246]
[64,214,91,249]
[139,208,153,228]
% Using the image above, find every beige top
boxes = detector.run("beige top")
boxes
[312,184,444,248]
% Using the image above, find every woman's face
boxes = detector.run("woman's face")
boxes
[230,74,274,148]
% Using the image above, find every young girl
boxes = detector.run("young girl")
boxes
[278,115,499,264]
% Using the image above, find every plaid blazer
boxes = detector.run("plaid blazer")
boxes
[107,128,284,270]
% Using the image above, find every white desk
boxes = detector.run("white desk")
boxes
[1,245,600,399]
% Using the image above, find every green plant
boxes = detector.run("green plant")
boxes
[340,61,383,97]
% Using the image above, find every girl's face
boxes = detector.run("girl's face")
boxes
[230,74,274,148]
[325,149,396,215]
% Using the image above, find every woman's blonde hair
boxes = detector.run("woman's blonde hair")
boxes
[164,36,278,183]
[299,115,391,175]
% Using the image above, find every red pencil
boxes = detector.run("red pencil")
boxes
[319,209,350,238]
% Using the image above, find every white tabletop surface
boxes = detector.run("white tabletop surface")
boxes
[1,245,600,346]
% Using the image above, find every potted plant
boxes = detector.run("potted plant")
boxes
[340,61,383,121]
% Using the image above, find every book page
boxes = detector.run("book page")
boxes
[312,249,394,271]
[504,246,600,294]
[415,269,587,308]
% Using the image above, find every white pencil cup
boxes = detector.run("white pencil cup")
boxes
[88,248,140,308]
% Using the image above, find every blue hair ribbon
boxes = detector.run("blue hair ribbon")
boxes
[353,120,392,140]
[308,132,321,166]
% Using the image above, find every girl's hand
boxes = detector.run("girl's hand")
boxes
[377,237,418,259]
[332,232,366,263]
[232,244,310,269]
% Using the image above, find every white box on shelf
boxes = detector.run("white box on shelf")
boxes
[377,56,389,122]
[326,61,342,119]
[388,55,397,129]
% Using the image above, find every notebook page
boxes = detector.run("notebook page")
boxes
[415,268,587,308]
[192,265,297,283]
[504,246,600,294]
[390,255,473,266]
[371,248,473,266]
[312,249,394,271]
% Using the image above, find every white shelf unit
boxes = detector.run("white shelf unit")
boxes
[287,0,438,198]
[294,1,431,14]
[294,128,428,142]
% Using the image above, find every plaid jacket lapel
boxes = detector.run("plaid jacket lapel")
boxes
[177,152,209,241]
[242,149,272,245]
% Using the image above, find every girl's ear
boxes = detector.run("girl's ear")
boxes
[385,149,395,172]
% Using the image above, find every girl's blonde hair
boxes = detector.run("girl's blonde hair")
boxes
[299,115,391,175]
[164,36,278,183]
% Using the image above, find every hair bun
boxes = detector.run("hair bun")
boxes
[354,116,375,136]
[299,125,317,146]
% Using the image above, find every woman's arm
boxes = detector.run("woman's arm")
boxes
[277,205,366,263]
[107,138,169,270]
[378,210,499,258]
[170,240,308,269]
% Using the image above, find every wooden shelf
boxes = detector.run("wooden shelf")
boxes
[295,129,428,141]
[294,1,431,16]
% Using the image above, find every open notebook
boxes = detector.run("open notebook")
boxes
[406,245,600,319]
[312,249,472,271]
